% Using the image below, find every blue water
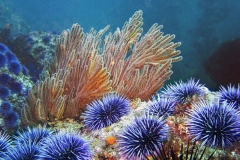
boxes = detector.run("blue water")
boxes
[2,0,240,90]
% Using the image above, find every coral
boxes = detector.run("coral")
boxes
[0,73,11,84]
[0,53,7,68]
[38,131,92,160]
[83,93,130,130]
[3,111,19,129]
[0,132,12,158]
[0,101,12,116]
[21,70,69,123]
[186,100,240,148]
[161,78,205,105]
[118,114,168,159]
[147,95,176,118]
[102,10,182,100]
[0,86,10,99]
[219,84,240,109]
[22,10,182,124]
[7,61,22,75]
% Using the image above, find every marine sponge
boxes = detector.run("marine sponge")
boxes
[38,131,92,159]
[186,100,240,148]
[7,61,22,75]
[0,73,11,85]
[3,111,19,129]
[0,53,7,68]
[0,86,10,99]
[219,84,240,109]
[162,78,204,104]
[118,114,168,159]
[0,101,12,116]
[147,95,176,118]
[0,132,12,158]
[83,93,130,130]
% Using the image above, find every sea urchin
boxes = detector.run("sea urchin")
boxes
[186,100,240,148]
[219,84,240,109]
[147,95,176,119]
[0,132,12,158]
[118,114,168,159]
[38,131,92,160]
[161,78,204,104]
[83,93,130,130]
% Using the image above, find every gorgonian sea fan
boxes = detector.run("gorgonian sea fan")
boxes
[83,93,130,130]
[186,100,240,148]
[161,78,204,104]
[118,114,168,159]
[219,84,240,109]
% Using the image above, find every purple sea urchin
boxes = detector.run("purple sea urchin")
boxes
[0,132,12,158]
[21,66,29,75]
[186,100,240,148]
[0,73,11,85]
[0,101,12,116]
[38,131,92,159]
[0,53,7,68]
[6,140,39,160]
[5,50,18,63]
[3,111,19,128]
[15,125,52,145]
[8,80,23,94]
[7,61,22,75]
[148,95,176,118]
[0,86,10,99]
[0,43,9,53]
[6,126,52,159]
[118,114,168,159]
[83,93,130,130]
[162,78,204,104]
[219,84,240,109]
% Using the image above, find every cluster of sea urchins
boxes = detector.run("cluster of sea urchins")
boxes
[80,80,240,159]
[0,126,92,159]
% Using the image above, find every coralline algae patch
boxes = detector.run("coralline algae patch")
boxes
[0,43,33,132]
